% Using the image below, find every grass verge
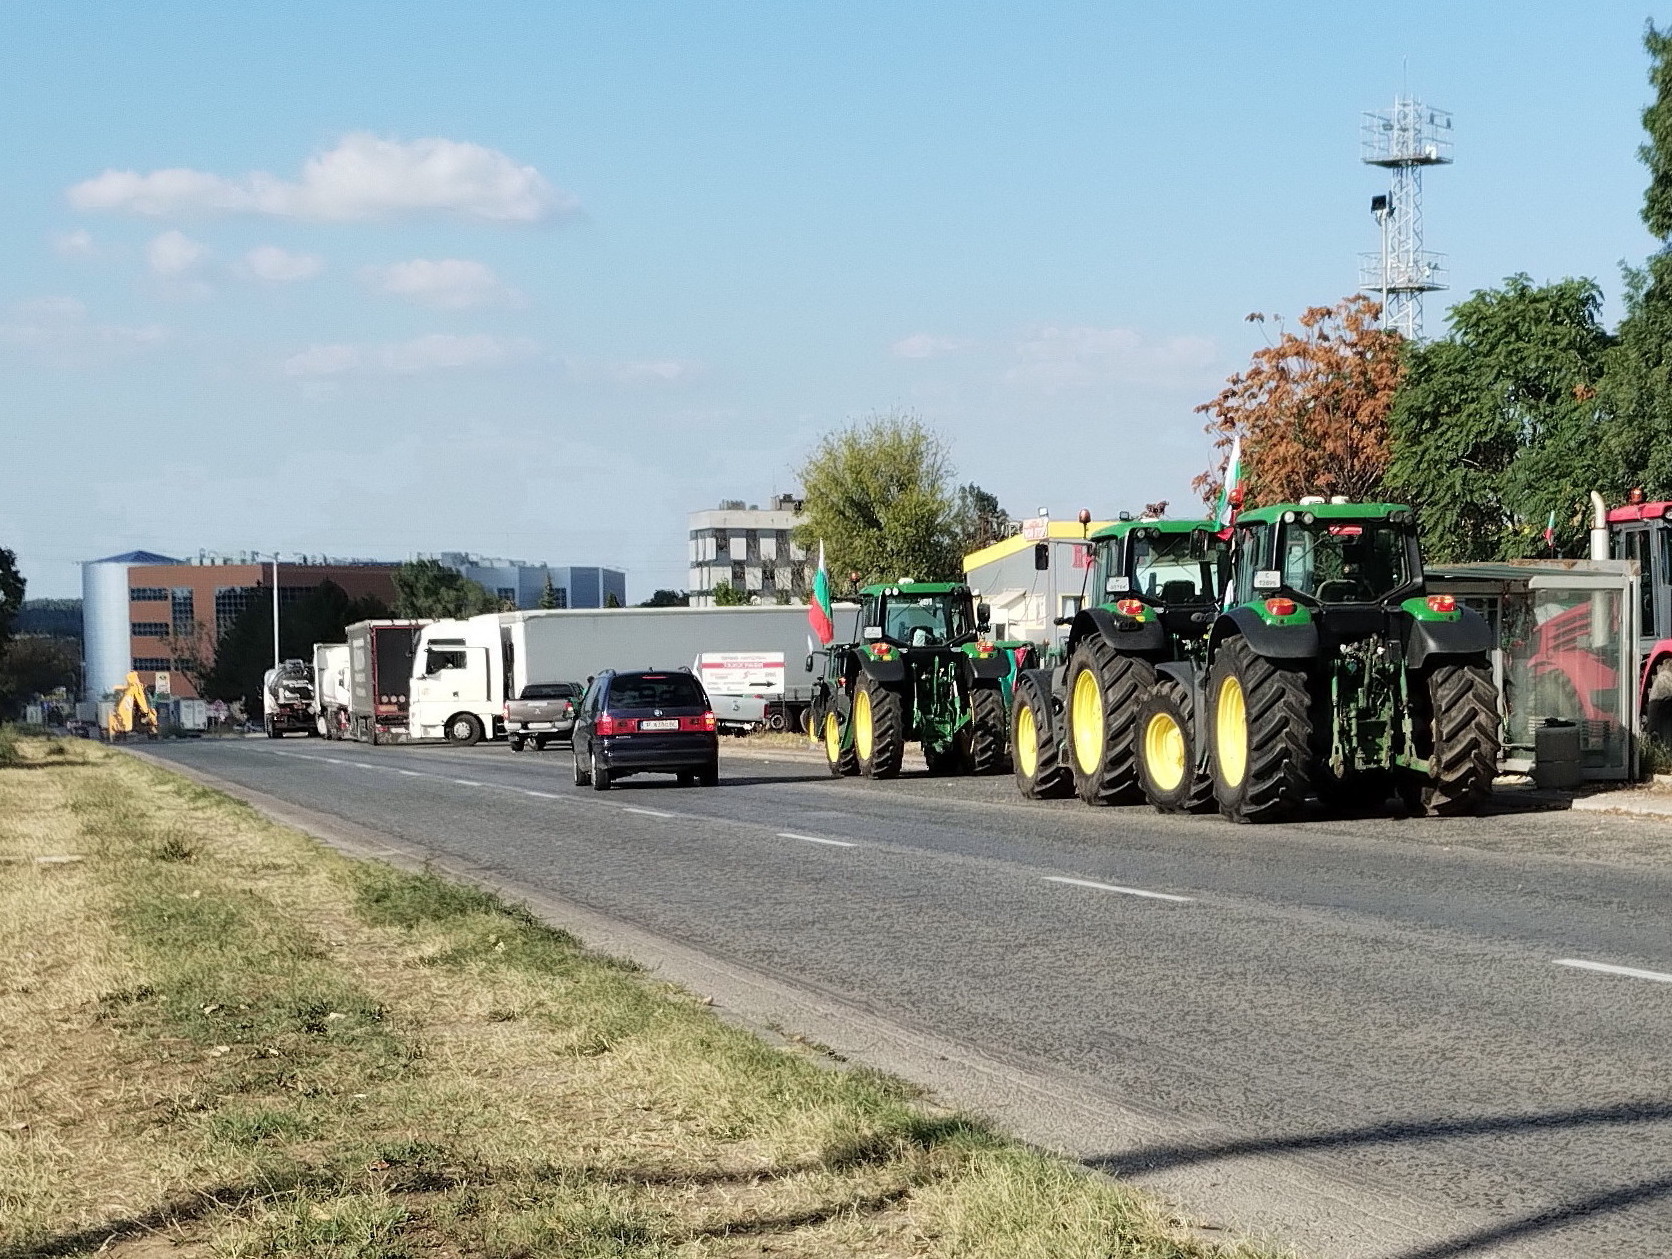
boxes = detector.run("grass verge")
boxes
[0,737,1279,1258]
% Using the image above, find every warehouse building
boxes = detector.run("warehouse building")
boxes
[961,518,1112,645]
[428,554,626,610]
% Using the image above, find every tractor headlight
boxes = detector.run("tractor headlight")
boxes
[1302,512,1316,525]
[1282,511,1297,524]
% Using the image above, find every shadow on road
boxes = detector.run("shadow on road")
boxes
[1085,1100,1672,1257]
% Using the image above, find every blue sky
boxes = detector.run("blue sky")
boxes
[2,1,1666,598]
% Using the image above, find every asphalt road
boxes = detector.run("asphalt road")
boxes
[140,735,1672,1259]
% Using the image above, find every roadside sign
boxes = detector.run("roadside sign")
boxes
[1021,516,1050,541]
[153,672,171,695]
[697,651,786,695]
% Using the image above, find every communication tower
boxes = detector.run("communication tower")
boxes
[1359,96,1451,339]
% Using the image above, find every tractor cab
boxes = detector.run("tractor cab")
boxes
[1089,518,1230,641]
[1606,498,1672,653]
[860,582,987,650]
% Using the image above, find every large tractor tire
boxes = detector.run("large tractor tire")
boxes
[853,676,906,779]
[960,684,1008,775]
[821,703,859,777]
[1136,678,1214,814]
[1404,661,1498,817]
[1207,636,1312,824]
[1012,670,1072,799]
[1064,637,1155,806]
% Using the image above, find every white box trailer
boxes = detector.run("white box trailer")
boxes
[311,642,351,738]
[407,604,860,744]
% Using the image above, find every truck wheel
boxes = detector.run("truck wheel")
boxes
[961,685,1008,775]
[447,714,484,747]
[1137,679,1214,814]
[1064,638,1154,806]
[1012,671,1071,799]
[265,719,280,739]
[822,707,859,777]
[1208,636,1312,824]
[853,677,905,779]
[509,736,526,752]
[1405,661,1498,816]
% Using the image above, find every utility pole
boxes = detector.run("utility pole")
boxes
[1359,95,1451,339]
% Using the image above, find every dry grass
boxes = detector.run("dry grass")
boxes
[0,738,1277,1259]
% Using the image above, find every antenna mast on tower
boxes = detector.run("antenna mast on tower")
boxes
[1359,96,1451,340]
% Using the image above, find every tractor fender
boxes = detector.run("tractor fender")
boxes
[1068,607,1167,658]
[965,652,1011,682]
[1404,607,1494,670]
[1211,605,1319,660]
[859,655,908,684]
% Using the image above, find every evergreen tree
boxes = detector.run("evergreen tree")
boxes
[391,559,499,618]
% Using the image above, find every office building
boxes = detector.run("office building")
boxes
[687,495,809,606]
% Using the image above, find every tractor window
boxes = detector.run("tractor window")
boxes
[1131,531,1229,603]
[1280,521,1411,603]
[882,595,970,646]
[1233,524,1269,604]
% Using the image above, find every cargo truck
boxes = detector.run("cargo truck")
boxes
[407,605,856,745]
[261,661,316,738]
[311,642,351,738]
[344,619,429,744]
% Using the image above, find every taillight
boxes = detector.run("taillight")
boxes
[502,703,509,718]
[1115,598,1145,617]
[1265,597,1297,617]
[1426,594,1457,614]
[975,640,996,657]
[680,712,717,732]
[872,642,893,659]
[596,713,637,736]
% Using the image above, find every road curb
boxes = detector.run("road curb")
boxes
[1571,791,1672,817]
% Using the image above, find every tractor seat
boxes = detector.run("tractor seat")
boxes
[1160,579,1200,604]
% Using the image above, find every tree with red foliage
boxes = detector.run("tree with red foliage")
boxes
[1193,295,1405,507]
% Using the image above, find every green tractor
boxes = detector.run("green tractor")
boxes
[810,581,1012,778]
[1010,518,1232,810]
[1160,500,1500,823]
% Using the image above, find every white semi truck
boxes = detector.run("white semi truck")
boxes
[261,660,316,739]
[311,642,351,738]
[406,605,857,745]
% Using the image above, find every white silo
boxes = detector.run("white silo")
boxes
[80,551,179,699]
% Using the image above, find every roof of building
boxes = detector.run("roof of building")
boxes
[86,550,180,565]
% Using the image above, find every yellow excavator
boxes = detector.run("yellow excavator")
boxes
[106,671,159,741]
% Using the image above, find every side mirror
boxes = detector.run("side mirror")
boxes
[1253,570,1282,591]
[1033,542,1050,571]
[976,601,991,628]
[803,654,814,673]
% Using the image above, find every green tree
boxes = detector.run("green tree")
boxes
[202,581,387,716]
[391,559,499,619]
[0,548,25,664]
[794,412,963,585]
[638,589,689,607]
[951,483,1013,553]
[1386,275,1613,562]
[0,636,80,715]
[537,576,561,609]
[604,591,622,608]
[711,583,752,606]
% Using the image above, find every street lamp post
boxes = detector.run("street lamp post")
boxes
[272,553,280,674]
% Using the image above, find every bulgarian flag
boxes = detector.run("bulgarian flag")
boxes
[1214,434,1244,539]
[808,541,835,645]
[1544,509,1557,552]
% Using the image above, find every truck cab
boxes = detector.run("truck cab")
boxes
[1607,497,1672,738]
[409,615,507,746]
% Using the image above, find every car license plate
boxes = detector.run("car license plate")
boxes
[527,722,553,729]
[638,719,678,731]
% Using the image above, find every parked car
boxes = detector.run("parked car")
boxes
[572,669,720,790]
[505,680,584,751]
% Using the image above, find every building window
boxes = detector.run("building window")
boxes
[131,587,168,602]
[171,589,195,636]
[497,587,516,603]
[133,657,172,671]
[278,586,315,607]
[131,622,169,638]
[731,560,747,586]
[551,588,568,608]
[215,586,259,639]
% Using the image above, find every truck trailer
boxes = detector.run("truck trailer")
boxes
[407,605,859,745]
[311,642,351,738]
[261,660,316,738]
[344,620,429,744]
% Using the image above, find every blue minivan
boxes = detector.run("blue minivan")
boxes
[571,669,720,790]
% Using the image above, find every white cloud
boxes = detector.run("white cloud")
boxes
[244,245,323,283]
[0,296,169,364]
[1004,325,1217,390]
[610,359,703,384]
[146,230,207,276]
[361,257,516,309]
[69,133,573,223]
[891,333,966,360]
[283,332,535,378]
[52,229,97,258]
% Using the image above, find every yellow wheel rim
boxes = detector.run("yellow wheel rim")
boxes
[1071,667,1104,776]
[824,712,842,763]
[1216,674,1248,788]
[1144,710,1187,793]
[1016,703,1039,777]
[854,689,874,761]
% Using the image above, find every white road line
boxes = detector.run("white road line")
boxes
[523,790,561,799]
[452,778,484,787]
[622,806,678,819]
[352,762,376,769]
[778,831,858,848]
[1043,876,1194,903]
[1554,958,1672,984]
[398,770,423,777]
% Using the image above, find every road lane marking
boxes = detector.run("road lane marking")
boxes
[1043,876,1194,903]
[398,770,423,777]
[778,832,857,848]
[523,790,561,799]
[1554,958,1672,984]
[452,778,484,787]
[622,806,678,818]
[352,762,376,769]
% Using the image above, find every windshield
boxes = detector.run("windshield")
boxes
[1279,521,1411,603]
[881,594,972,645]
[1130,532,1230,603]
[520,682,580,700]
[606,673,706,709]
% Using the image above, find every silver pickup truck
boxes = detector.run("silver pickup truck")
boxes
[504,681,583,751]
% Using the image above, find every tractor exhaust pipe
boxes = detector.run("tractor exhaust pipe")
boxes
[1589,491,1610,562]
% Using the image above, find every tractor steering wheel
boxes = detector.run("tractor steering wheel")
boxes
[1316,578,1366,603]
